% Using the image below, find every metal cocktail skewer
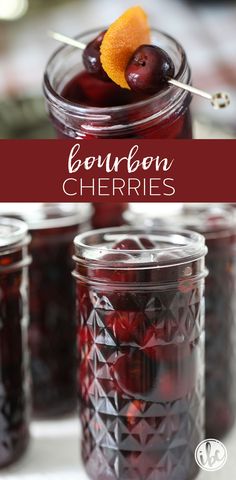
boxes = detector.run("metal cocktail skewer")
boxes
[48,31,230,110]
[49,31,86,51]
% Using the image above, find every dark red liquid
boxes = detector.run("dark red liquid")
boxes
[180,211,236,439]
[60,71,192,139]
[76,240,204,480]
[205,233,236,438]
[28,224,79,417]
[0,248,30,468]
[92,203,128,229]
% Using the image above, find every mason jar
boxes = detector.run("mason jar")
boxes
[128,203,236,439]
[182,205,236,438]
[0,218,31,468]
[91,203,129,229]
[73,227,207,480]
[0,203,92,417]
[44,29,193,139]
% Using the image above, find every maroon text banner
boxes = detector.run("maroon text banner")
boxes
[0,139,234,202]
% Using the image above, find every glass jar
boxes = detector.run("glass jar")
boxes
[0,203,92,417]
[73,227,207,480]
[0,218,31,468]
[128,204,236,438]
[44,29,193,139]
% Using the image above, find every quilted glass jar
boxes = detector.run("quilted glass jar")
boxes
[27,203,91,417]
[0,218,31,468]
[0,203,92,417]
[73,227,207,480]
[182,205,236,438]
[91,203,128,229]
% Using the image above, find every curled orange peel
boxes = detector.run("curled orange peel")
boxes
[100,6,151,89]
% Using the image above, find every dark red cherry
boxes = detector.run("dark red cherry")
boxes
[113,350,157,395]
[139,236,156,249]
[82,30,110,81]
[101,252,131,262]
[113,236,143,250]
[125,45,175,95]
[105,311,145,344]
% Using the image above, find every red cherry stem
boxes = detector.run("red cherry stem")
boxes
[48,31,230,109]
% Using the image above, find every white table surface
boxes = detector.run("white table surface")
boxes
[1,416,235,479]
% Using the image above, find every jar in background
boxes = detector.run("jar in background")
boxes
[73,227,207,480]
[128,204,236,438]
[0,218,31,468]
[0,203,92,417]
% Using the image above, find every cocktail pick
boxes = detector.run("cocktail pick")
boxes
[48,31,230,110]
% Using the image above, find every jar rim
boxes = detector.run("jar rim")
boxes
[0,217,28,249]
[43,27,190,121]
[74,226,207,267]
